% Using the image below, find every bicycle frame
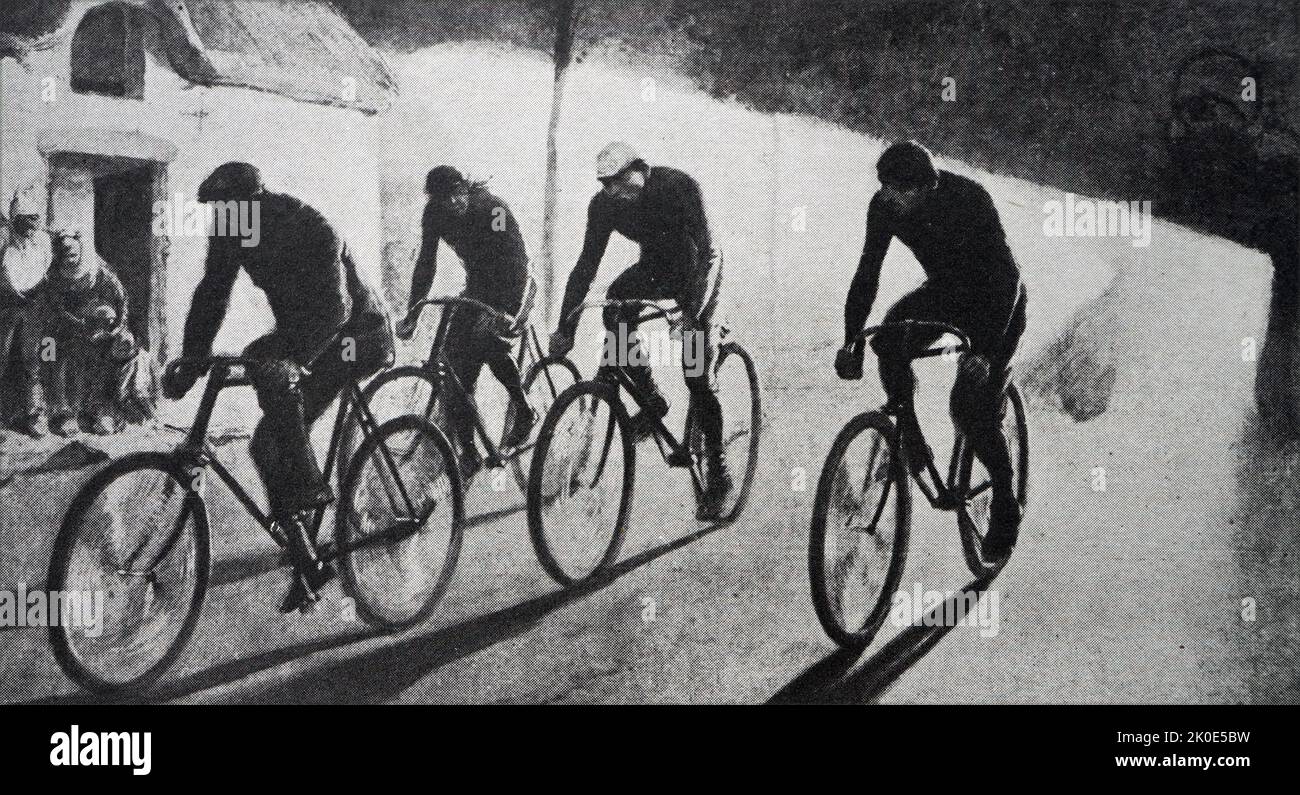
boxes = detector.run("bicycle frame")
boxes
[410,295,558,467]
[160,358,418,563]
[859,319,975,514]
[568,299,709,493]
[892,401,968,512]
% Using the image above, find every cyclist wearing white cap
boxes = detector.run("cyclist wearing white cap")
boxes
[550,142,731,520]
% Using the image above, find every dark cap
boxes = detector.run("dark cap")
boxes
[877,140,939,189]
[198,162,263,202]
[425,165,466,198]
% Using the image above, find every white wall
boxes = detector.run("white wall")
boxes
[0,0,386,363]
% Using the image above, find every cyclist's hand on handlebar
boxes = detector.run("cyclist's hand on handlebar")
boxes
[162,363,199,400]
[395,312,419,341]
[549,329,574,358]
[835,344,864,380]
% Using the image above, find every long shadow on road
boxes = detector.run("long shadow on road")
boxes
[770,575,993,704]
[209,502,529,589]
[229,523,723,704]
[30,522,722,705]
[27,629,382,705]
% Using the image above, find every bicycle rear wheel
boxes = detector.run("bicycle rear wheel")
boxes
[955,383,1029,577]
[48,453,210,694]
[686,340,761,524]
[809,412,909,649]
[343,366,444,461]
[527,381,634,586]
[337,415,463,630]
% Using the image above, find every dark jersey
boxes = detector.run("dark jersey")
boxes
[409,186,529,313]
[182,192,382,363]
[558,166,712,334]
[845,170,1022,346]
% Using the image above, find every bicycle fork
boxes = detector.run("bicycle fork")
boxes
[117,479,200,595]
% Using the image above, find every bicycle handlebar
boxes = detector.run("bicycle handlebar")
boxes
[408,296,516,327]
[858,320,973,356]
[563,298,681,327]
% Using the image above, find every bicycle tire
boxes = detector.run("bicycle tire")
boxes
[685,340,762,524]
[337,415,464,631]
[341,365,442,471]
[809,411,910,649]
[527,380,635,586]
[509,355,581,491]
[955,383,1029,578]
[48,453,210,694]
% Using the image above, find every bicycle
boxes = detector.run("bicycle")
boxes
[350,281,580,492]
[808,320,1028,649]
[47,335,464,694]
[527,298,762,586]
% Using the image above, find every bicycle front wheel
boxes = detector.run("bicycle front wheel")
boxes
[337,415,463,631]
[809,412,909,649]
[527,381,635,586]
[955,383,1029,577]
[508,355,580,488]
[48,453,210,694]
[686,340,762,524]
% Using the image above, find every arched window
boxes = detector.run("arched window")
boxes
[70,3,144,99]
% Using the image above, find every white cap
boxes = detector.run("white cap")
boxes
[596,141,644,180]
[9,186,43,218]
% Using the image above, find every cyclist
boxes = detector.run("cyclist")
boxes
[836,141,1028,559]
[548,142,730,520]
[162,162,394,613]
[397,166,535,481]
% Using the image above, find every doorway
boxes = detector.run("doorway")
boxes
[46,151,167,361]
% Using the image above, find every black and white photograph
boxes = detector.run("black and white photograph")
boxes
[0,0,1295,776]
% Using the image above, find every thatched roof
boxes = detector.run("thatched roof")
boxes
[0,0,397,114]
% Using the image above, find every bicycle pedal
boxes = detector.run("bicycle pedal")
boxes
[297,592,323,615]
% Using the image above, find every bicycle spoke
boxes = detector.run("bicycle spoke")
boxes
[812,415,903,646]
[339,418,461,629]
[531,385,630,584]
[53,460,206,692]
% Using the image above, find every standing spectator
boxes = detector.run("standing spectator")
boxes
[0,186,52,436]
[41,230,133,436]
